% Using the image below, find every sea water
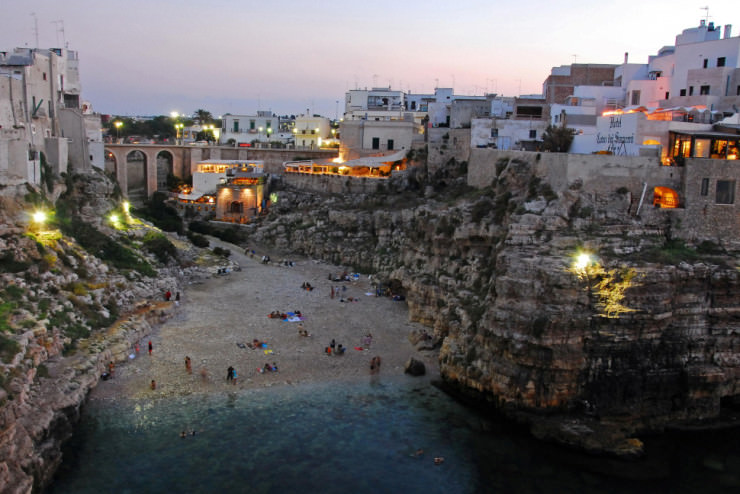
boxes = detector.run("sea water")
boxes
[48,377,740,494]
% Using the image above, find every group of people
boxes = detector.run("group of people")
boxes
[226,366,238,384]
[297,324,311,337]
[259,362,278,373]
[325,339,346,356]
[301,282,314,291]
[370,356,382,373]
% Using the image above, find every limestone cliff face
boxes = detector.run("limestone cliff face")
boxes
[0,173,190,493]
[250,157,740,452]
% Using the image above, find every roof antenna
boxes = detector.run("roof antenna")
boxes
[52,20,66,48]
[700,6,711,24]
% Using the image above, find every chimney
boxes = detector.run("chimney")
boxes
[624,52,629,63]
[725,24,732,39]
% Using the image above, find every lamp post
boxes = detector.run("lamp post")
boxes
[114,121,122,143]
[174,123,184,145]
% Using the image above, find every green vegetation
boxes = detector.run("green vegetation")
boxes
[133,192,183,234]
[541,125,576,152]
[0,333,20,364]
[142,231,177,264]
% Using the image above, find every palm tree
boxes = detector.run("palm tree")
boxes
[193,109,214,124]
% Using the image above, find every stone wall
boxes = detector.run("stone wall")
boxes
[468,150,740,248]
[282,172,389,195]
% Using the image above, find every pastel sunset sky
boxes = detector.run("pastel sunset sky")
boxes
[1,0,737,118]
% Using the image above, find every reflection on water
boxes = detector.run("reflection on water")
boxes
[48,377,740,494]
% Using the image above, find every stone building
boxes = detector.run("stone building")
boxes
[0,47,102,186]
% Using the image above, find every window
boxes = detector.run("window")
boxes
[716,180,735,204]
[529,129,537,139]
[387,139,394,150]
[694,138,711,158]
[689,86,694,96]
[737,85,740,96]
[266,121,271,129]
[680,89,687,96]
[43,72,47,80]
[371,137,380,149]
[233,120,239,132]
[717,57,726,67]
[665,92,670,99]
[491,128,498,137]
[631,90,641,105]
[700,85,710,95]
[249,120,255,130]
[701,178,709,196]
[703,59,708,68]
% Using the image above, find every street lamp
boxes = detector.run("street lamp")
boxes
[114,121,122,143]
[174,123,184,145]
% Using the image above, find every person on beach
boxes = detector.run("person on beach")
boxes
[330,339,336,351]
[165,290,171,301]
[108,361,115,377]
[200,367,208,382]
[232,369,238,385]
[227,366,234,382]
[148,340,153,355]
[150,380,156,390]
[185,356,192,374]
[134,343,139,354]
[331,286,335,299]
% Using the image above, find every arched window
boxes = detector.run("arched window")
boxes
[230,201,243,213]
[653,186,679,208]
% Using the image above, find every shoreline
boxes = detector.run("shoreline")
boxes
[88,240,439,404]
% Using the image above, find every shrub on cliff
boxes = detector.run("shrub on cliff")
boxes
[142,231,177,264]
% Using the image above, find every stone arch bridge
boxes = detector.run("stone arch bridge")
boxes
[103,144,337,202]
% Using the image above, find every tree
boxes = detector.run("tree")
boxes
[193,109,214,124]
[542,125,576,152]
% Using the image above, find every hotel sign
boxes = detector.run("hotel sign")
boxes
[594,114,638,155]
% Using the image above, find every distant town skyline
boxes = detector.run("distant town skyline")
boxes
[2,0,738,118]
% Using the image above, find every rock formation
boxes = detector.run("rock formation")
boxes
[248,156,740,455]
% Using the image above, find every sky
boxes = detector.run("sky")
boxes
[1,0,738,119]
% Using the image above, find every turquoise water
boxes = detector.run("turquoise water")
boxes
[48,377,740,494]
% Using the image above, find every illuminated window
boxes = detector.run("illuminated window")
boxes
[716,180,735,204]
[693,139,711,158]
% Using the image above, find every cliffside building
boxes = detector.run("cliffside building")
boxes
[0,47,103,186]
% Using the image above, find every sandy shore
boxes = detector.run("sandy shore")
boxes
[90,240,438,402]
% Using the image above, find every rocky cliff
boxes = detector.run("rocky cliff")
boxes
[250,157,740,454]
[0,171,196,493]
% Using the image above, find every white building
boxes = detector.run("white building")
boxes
[220,112,280,146]
[293,114,331,149]
[620,20,740,113]
[0,47,102,186]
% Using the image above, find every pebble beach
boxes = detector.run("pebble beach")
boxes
[90,240,438,402]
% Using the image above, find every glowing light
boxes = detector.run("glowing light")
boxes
[332,157,345,164]
[32,211,47,224]
[574,253,591,271]
[122,201,130,214]
[110,214,119,223]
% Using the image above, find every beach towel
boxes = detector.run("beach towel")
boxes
[354,346,364,351]
[285,316,303,322]
[365,292,375,296]
[264,349,274,355]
